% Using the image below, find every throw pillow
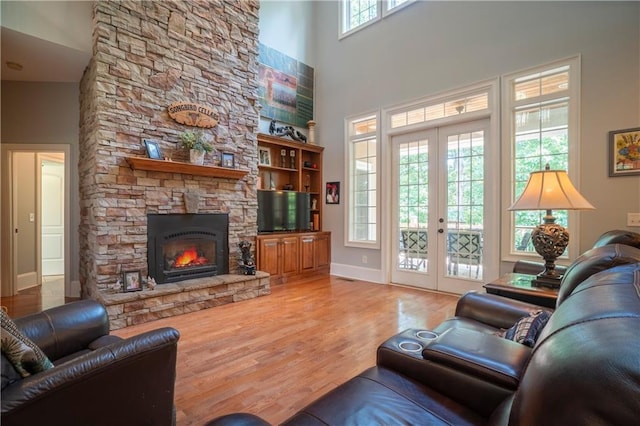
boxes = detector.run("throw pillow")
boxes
[500,310,551,348]
[0,309,54,377]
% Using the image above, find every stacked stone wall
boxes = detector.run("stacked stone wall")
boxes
[79,0,260,300]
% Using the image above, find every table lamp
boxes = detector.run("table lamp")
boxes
[508,164,595,288]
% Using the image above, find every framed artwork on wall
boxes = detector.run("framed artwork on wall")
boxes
[609,127,640,177]
[326,182,340,205]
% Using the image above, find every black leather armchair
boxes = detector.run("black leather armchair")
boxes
[1,300,180,426]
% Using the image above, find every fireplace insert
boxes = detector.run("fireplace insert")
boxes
[147,214,229,284]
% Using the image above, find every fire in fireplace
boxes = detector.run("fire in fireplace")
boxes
[147,214,229,284]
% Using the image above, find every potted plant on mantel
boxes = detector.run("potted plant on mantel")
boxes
[180,130,213,165]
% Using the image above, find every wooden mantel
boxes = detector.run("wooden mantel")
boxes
[126,157,248,180]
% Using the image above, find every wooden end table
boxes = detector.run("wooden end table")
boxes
[484,273,558,309]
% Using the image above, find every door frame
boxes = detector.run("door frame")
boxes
[380,79,501,292]
[1,144,71,297]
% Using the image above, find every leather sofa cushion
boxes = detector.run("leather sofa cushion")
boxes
[1,310,53,378]
[592,229,640,249]
[422,328,530,390]
[557,244,640,305]
[282,366,485,425]
[54,335,124,366]
[510,263,640,424]
[1,354,21,390]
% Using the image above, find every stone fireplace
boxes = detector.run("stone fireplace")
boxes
[78,1,267,328]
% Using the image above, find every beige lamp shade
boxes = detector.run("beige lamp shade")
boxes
[508,169,595,211]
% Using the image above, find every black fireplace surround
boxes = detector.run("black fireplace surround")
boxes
[147,214,229,284]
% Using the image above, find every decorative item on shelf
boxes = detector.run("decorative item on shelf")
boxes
[304,161,313,168]
[307,120,316,145]
[180,130,213,165]
[143,139,162,159]
[269,172,276,190]
[290,149,296,168]
[221,152,235,168]
[281,149,287,167]
[239,240,256,275]
[508,164,595,288]
[259,147,271,166]
[283,184,294,190]
[268,120,307,143]
[146,276,157,290]
[305,174,311,192]
[312,198,318,210]
[122,270,143,292]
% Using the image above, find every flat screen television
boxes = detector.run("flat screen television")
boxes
[258,190,310,232]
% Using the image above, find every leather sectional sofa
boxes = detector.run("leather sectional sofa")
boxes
[209,241,640,425]
[1,300,180,426]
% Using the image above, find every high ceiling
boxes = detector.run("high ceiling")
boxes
[1,1,92,83]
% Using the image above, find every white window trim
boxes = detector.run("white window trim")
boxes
[500,55,582,264]
[344,110,381,249]
[339,0,381,40]
[339,0,416,40]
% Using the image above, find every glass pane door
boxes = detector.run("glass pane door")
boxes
[391,130,435,289]
[437,120,489,294]
[390,120,490,294]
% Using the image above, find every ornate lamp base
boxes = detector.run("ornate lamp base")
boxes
[530,219,569,290]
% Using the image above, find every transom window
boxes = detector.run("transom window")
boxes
[390,92,489,130]
[341,0,416,38]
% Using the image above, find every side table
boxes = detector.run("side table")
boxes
[484,273,558,309]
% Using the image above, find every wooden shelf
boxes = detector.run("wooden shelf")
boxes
[126,157,248,180]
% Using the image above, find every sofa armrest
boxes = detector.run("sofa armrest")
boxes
[455,291,550,329]
[1,327,180,426]
[422,328,530,390]
[15,300,111,362]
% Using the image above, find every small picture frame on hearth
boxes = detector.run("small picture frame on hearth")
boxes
[123,270,142,292]
[221,152,235,168]
[143,139,162,160]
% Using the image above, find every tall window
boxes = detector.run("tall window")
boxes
[503,57,580,258]
[346,114,378,247]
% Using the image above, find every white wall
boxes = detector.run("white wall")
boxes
[312,1,640,274]
[1,81,80,285]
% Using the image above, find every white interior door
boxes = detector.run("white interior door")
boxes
[391,120,490,294]
[40,156,65,276]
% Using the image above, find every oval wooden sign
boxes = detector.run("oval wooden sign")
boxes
[168,101,219,128]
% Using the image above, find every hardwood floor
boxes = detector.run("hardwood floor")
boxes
[1,276,79,317]
[112,275,459,425]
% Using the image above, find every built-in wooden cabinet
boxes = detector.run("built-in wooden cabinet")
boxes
[256,133,329,283]
[300,232,330,273]
[258,232,331,284]
[257,133,324,231]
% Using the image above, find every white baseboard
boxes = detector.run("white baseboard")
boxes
[330,263,386,284]
[17,272,38,291]
[67,280,81,298]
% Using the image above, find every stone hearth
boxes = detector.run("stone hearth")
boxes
[100,272,269,330]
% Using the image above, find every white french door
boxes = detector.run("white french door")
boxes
[391,119,491,294]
